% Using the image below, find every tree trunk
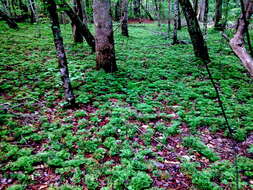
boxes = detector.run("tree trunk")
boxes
[0,9,18,28]
[203,0,208,37]
[214,0,223,30]
[228,0,253,77]
[58,0,95,51]
[172,0,179,44]
[93,0,117,72]
[115,0,121,21]
[193,0,198,15]
[154,0,161,27]
[179,0,210,62]
[121,0,129,37]
[72,0,84,43]
[44,0,75,105]
[133,0,141,18]
[168,0,171,36]
[198,0,206,22]
[176,0,181,29]
[29,0,36,23]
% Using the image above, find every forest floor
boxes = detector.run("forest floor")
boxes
[0,22,253,190]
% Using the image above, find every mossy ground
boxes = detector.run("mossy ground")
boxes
[0,21,252,189]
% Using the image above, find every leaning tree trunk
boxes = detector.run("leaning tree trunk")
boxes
[140,3,154,20]
[214,0,223,30]
[133,0,141,18]
[228,0,253,77]
[179,0,210,62]
[44,0,75,105]
[93,0,117,72]
[29,0,36,23]
[0,9,18,28]
[121,0,129,37]
[172,0,179,44]
[58,0,95,51]
[72,0,84,43]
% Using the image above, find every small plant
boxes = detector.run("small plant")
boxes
[128,172,152,190]
[183,136,220,161]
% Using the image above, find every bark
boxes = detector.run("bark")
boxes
[228,1,253,77]
[93,0,117,72]
[44,0,75,105]
[121,0,129,37]
[214,0,223,30]
[58,0,95,51]
[0,9,18,28]
[179,0,210,62]
[140,3,154,20]
[133,0,141,18]
[72,0,84,43]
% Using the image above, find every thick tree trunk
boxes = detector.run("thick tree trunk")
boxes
[228,1,253,77]
[133,0,141,18]
[0,9,18,28]
[93,0,117,72]
[140,3,154,20]
[44,0,75,105]
[58,0,95,51]
[214,0,223,30]
[179,0,210,62]
[72,0,84,43]
[121,0,129,37]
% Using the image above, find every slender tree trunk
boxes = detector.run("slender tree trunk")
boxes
[172,0,179,44]
[0,9,18,28]
[228,0,253,77]
[93,0,117,72]
[203,0,208,37]
[29,0,36,23]
[154,0,161,26]
[179,0,210,62]
[72,0,84,43]
[177,0,181,29]
[58,0,95,51]
[214,0,223,30]
[168,0,171,36]
[121,0,129,37]
[44,0,75,105]
[115,0,121,21]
